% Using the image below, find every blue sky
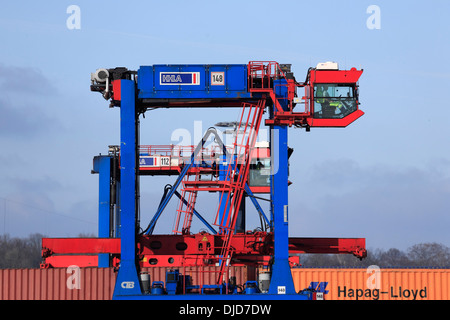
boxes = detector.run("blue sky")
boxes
[0,1,449,251]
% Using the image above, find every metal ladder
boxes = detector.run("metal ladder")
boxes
[172,173,200,235]
[213,99,265,285]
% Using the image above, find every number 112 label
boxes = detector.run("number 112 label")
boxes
[211,72,225,85]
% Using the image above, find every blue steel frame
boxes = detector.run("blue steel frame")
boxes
[268,125,295,295]
[137,64,251,100]
[93,155,111,268]
[111,71,308,299]
[113,80,142,297]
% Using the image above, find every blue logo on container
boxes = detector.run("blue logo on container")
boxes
[139,157,154,166]
[160,72,200,85]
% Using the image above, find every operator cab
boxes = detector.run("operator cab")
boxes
[306,62,363,127]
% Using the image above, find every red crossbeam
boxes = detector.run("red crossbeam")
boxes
[41,234,366,268]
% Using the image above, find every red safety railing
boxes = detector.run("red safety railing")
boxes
[249,61,316,127]
[139,145,232,161]
[248,61,296,113]
[248,61,282,92]
[139,145,195,157]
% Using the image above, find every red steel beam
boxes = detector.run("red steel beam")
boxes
[41,234,367,268]
[287,237,367,258]
[41,238,121,256]
[41,255,98,268]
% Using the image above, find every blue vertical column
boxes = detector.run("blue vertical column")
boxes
[268,79,296,295]
[113,79,142,297]
[114,179,121,238]
[97,156,111,268]
[268,125,295,295]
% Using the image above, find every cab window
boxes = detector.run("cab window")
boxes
[248,158,271,187]
[313,84,357,119]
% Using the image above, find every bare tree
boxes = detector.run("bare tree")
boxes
[0,233,45,269]
[377,248,410,267]
[407,242,450,267]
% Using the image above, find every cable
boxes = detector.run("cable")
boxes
[140,184,172,235]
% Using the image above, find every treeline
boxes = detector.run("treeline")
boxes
[0,233,94,269]
[300,242,450,268]
[0,234,449,269]
[0,233,43,269]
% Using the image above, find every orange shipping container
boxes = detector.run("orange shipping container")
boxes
[0,267,116,300]
[291,268,450,300]
[1,267,449,300]
[0,266,256,300]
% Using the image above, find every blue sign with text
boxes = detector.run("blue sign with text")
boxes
[160,72,200,85]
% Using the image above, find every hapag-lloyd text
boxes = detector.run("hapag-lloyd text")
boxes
[338,286,428,300]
